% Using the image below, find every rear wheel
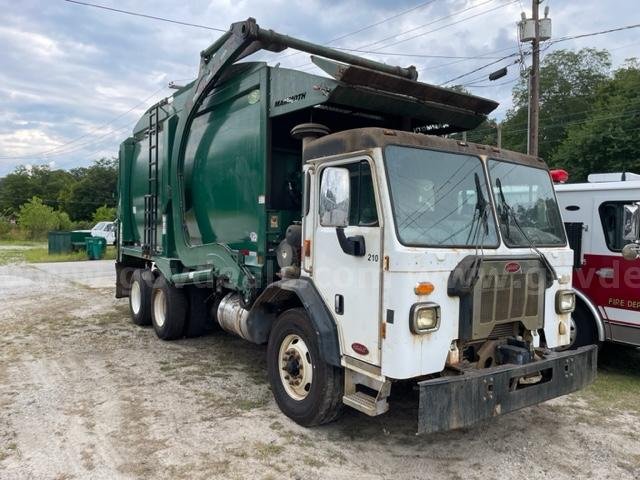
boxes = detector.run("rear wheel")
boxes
[129,269,153,326]
[151,275,187,340]
[267,308,343,427]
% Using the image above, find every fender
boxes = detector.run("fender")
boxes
[247,277,341,366]
[573,288,606,342]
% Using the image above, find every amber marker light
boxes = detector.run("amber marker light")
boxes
[414,282,435,296]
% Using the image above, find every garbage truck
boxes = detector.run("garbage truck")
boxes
[115,18,597,433]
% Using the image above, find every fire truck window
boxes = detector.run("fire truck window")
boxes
[348,161,379,227]
[599,202,627,251]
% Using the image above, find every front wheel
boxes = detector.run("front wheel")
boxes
[558,303,598,350]
[267,308,343,427]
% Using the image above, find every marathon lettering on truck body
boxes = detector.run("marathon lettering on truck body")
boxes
[274,92,307,107]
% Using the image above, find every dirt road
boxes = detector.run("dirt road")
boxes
[1,261,639,479]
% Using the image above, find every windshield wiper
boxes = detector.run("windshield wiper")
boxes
[496,178,558,282]
[465,173,489,243]
[465,172,490,286]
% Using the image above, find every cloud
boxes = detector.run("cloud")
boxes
[0,128,63,158]
[0,0,637,175]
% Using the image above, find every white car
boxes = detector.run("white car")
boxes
[91,221,116,245]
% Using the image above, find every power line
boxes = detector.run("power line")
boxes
[365,0,519,51]
[441,54,521,85]
[440,22,640,88]
[323,48,506,60]
[334,0,500,52]
[272,0,441,63]
[466,104,640,138]
[0,86,167,160]
[62,0,226,32]
[550,23,640,45]
[292,0,513,71]
[463,76,520,88]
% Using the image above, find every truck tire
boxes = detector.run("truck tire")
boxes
[267,308,343,427]
[129,269,153,326]
[151,275,188,340]
[568,303,598,349]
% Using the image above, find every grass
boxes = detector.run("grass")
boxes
[0,242,116,265]
[0,239,45,246]
[579,345,640,413]
[253,441,285,461]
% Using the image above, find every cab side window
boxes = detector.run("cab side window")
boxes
[347,161,379,227]
[599,202,625,251]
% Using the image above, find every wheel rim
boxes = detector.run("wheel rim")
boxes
[278,334,313,401]
[568,316,577,346]
[557,316,577,351]
[153,289,166,328]
[130,280,142,315]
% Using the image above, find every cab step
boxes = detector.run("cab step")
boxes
[343,391,388,416]
[342,365,391,417]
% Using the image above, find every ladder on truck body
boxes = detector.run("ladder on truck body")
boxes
[143,101,164,256]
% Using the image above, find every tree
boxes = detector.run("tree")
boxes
[17,197,63,239]
[0,165,75,215]
[62,158,118,221]
[473,49,612,160]
[552,60,640,180]
[92,205,117,223]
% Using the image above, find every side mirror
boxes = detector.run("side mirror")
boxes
[623,202,640,242]
[319,167,350,228]
[622,243,640,261]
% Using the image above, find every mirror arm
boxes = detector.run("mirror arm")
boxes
[336,227,366,256]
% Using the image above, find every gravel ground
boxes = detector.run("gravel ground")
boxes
[1,261,639,480]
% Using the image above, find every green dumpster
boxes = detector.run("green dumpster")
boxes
[85,236,107,260]
[48,231,72,254]
[71,230,92,251]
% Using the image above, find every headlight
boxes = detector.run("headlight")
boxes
[410,303,441,334]
[555,290,576,313]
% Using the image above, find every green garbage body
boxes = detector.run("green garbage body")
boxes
[86,237,107,260]
[116,54,495,301]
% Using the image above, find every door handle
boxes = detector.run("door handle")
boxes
[595,268,614,278]
[336,227,366,256]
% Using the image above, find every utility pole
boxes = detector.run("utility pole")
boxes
[528,0,540,157]
[497,122,502,149]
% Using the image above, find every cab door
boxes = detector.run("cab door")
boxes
[580,200,640,344]
[311,158,383,366]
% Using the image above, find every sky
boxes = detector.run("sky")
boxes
[0,0,638,176]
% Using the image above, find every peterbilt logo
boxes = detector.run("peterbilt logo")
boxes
[504,262,521,273]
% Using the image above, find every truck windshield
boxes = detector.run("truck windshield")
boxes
[488,159,566,247]
[385,146,498,247]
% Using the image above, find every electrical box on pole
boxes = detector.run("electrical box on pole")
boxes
[519,17,552,41]
[519,2,551,157]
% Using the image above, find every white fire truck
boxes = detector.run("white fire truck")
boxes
[555,172,640,348]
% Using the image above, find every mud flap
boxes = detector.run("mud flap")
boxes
[417,345,598,434]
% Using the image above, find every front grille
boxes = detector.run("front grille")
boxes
[489,321,518,338]
[472,259,545,340]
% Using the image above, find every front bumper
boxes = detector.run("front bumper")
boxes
[417,345,597,434]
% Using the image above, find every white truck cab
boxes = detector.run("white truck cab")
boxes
[296,128,596,432]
